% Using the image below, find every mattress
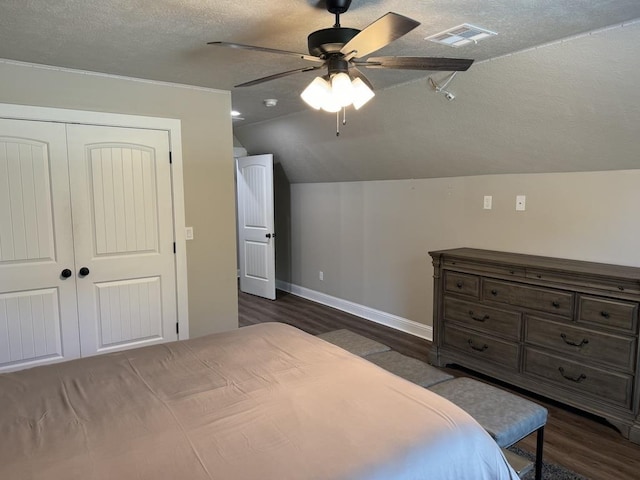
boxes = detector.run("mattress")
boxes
[0,322,517,479]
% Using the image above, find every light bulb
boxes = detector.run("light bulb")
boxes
[351,77,375,110]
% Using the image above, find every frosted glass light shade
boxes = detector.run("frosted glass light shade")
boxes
[331,72,354,108]
[300,77,332,110]
[351,77,375,110]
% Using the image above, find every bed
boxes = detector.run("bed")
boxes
[0,322,517,479]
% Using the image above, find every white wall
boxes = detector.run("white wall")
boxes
[288,170,640,331]
[0,60,238,338]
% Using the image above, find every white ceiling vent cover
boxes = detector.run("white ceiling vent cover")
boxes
[426,24,497,47]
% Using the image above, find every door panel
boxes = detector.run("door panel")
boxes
[89,145,159,255]
[0,289,63,364]
[95,277,162,348]
[237,154,275,300]
[67,124,177,356]
[0,119,80,372]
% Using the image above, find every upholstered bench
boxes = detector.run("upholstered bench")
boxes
[429,377,548,480]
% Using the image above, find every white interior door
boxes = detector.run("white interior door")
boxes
[67,124,178,356]
[237,154,276,300]
[0,119,81,372]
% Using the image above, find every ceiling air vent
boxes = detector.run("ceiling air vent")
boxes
[426,24,497,47]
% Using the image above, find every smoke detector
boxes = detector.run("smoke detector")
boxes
[264,98,278,107]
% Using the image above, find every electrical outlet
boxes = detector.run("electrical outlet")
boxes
[319,271,324,281]
[516,195,526,211]
[483,195,492,210]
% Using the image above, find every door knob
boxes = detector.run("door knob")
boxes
[78,267,90,277]
[61,268,72,278]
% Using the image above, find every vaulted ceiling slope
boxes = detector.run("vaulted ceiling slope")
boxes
[1,1,639,182]
[235,21,640,183]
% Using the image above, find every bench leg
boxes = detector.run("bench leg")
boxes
[535,426,544,480]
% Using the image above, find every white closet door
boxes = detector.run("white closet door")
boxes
[67,124,178,356]
[0,119,80,372]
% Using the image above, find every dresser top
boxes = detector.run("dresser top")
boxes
[429,248,640,282]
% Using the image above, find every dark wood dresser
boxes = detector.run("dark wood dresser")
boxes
[429,248,640,443]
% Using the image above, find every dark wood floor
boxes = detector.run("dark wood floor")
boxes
[239,289,640,480]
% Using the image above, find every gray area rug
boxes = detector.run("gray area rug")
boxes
[317,329,589,480]
[317,329,390,356]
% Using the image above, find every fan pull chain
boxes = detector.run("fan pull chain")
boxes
[335,108,349,136]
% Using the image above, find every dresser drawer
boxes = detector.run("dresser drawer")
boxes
[578,296,638,332]
[443,258,525,278]
[524,348,633,408]
[525,316,636,372]
[443,324,519,370]
[444,297,521,340]
[444,271,479,298]
[482,279,574,317]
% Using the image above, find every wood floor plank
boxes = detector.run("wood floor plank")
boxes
[239,289,640,480]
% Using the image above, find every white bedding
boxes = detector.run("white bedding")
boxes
[0,322,517,479]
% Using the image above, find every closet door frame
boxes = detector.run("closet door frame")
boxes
[0,103,189,340]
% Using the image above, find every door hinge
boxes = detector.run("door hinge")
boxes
[169,151,172,164]
[173,242,176,254]
[176,322,179,335]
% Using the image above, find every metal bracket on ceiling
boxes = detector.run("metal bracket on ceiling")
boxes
[428,72,458,101]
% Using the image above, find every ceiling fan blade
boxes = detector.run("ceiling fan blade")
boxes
[208,41,323,63]
[350,67,374,90]
[235,65,324,88]
[361,56,474,71]
[340,12,420,59]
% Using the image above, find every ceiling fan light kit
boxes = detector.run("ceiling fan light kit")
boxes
[300,72,375,112]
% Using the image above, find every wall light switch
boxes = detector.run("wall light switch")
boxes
[483,196,492,210]
[319,271,324,281]
[516,195,526,211]
[185,227,194,240]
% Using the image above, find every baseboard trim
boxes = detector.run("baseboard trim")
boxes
[276,280,432,341]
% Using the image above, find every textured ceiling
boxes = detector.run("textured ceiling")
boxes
[1,0,640,125]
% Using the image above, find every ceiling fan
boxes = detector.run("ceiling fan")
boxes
[209,0,474,114]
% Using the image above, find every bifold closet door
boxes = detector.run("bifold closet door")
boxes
[66,124,178,356]
[0,119,81,372]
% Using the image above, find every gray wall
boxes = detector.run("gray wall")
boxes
[0,60,238,338]
[288,170,640,328]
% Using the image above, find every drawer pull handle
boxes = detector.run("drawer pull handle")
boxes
[560,333,589,347]
[558,367,587,383]
[468,311,490,322]
[456,281,464,289]
[467,339,489,352]
[490,289,498,296]
[552,301,561,308]
[600,311,610,319]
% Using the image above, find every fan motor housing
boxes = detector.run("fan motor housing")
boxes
[308,27,360,57]
[326,0,352,14]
